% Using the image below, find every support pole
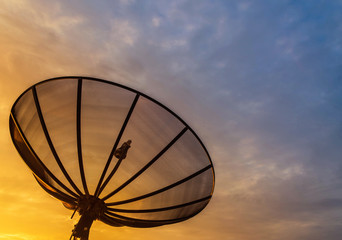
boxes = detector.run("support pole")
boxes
[70,196,106,240]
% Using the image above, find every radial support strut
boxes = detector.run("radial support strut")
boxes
[70,140,132,240]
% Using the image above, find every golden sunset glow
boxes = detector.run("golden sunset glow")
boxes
[1,1,342,240]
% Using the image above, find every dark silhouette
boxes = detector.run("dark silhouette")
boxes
[9,77,215,240]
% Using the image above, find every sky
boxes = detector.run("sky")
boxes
[0,0,342,239]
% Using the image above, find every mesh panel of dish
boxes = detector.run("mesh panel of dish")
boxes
[10,77,214,227]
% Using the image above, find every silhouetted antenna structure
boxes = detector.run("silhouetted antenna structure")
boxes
[9,77,215,240]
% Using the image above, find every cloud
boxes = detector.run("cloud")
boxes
[0,234,33,240]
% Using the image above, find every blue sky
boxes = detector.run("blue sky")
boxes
[0,0,342,239]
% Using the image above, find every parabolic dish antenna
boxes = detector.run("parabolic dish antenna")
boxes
[9,76,215,240]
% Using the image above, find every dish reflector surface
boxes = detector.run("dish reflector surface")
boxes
[10,76,215,228]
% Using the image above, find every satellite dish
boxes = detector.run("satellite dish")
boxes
[9,77,215,240]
